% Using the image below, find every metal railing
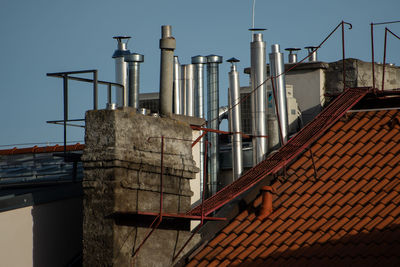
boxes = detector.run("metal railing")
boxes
[47,69,125,154]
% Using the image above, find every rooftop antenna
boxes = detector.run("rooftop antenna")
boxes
[249,0,266,40]
[252,0,256,29]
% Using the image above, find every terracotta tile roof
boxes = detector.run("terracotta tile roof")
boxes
[189,108,400,266]
[188,87,368,217]
[0,143,84,155]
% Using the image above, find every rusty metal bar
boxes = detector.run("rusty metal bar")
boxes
[132,136,165,261]
[160,136,164,220]
[172,140,210,262]
[271,77,284,146]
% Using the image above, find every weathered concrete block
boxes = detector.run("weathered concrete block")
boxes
[82,107,201,266]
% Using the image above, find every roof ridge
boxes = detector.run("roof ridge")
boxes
[187,88,369,216]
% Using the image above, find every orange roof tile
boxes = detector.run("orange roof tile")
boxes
[189,105,400,266]
[0,143,84,155]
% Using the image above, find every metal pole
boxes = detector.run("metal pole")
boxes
[227,58,243,180]
[342,21,346,91]
[112,36,131,107]
[250,33,268,165]
[63,75,68,155]
[371,23,376,90]
[107,84,112,106]
[173,56,182,114]
[93,70,98,110]
[382,28,388,92]
[207,54,223,195]
[125,53,144,109]
[159,25,176,116]
[269,44,289,145]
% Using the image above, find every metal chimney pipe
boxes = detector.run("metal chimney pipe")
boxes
[191,56,207,194]
[112,36,131,107]
[270,44,289,144]
[159,25,176,116]
[192,56,207,118]
[227,58,243,180]
[183,64,195,116]
[305,46,318,62]
[285,48,301,64]
[173,56,182,114]
[125,53,144,110]
[250,33,268,165]
[207,54,223,195]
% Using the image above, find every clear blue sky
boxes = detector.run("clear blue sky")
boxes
[0,0,399,148]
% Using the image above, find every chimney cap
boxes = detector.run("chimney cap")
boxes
[305,46,318,50]
[248,28,267,32]
[285,47,301,52]
[113,36,131,41]
[227,57,240,63]
[191,55,207,64]
[207,55,223,64]
[124,53,144,63]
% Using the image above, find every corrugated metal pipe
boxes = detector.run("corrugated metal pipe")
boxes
[227,57,243,180]
[112,36,131,107]
[125,53,144,110]
[269,44,289,145]
[250,33,268,165]
[159,25,176,116]
[207,54,223,195]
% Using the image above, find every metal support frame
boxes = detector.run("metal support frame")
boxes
[382,27,400,92]
[47,69,125,154]
[172,140,210,262]
[130,137,225,262]
[370,20,400,92]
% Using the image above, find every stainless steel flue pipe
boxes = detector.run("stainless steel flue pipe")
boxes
[305,46,318,62]
[183,64,195,116]
[285,48,300,64]
[269,44,289,144]
[125,53,144,109]
[250,33,268,165]
[192,55,207,193]
[173,56,182,114]
[192,56,207,118]
[227,58,243,180]
[207,54,223,195]
[159,25,176,116]
[112,36,131,107]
